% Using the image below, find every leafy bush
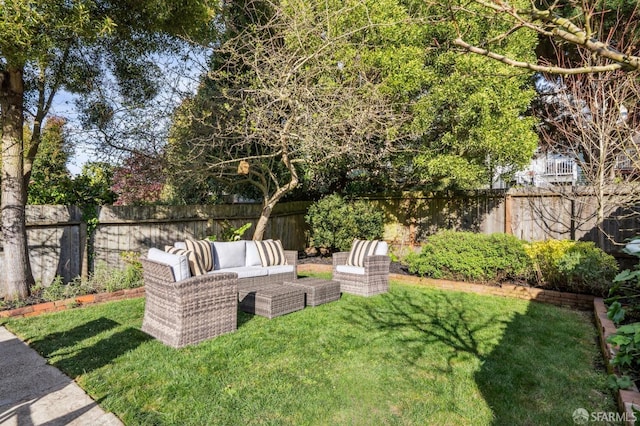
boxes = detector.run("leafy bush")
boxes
[207,221,252,242]
[306,194,384,252]
[606,241,640,388]
[607,239,640,323]
[39,252,143,302]
[607,323,640,388]
[525,240,618,296]
[404,230,532,283]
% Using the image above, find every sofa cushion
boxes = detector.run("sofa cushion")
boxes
[336,264,365,275]
[148,247,191,282]
[265,265,295,276]
[217,266,268,279]
[347,239,378,267]
[255,240,288,266]
[212,241,247,269]
[185,238,214,275]
[245,241,262,266]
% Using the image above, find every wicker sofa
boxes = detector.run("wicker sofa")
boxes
[332,240,390,297]
[140,256,238,348]
[145,240,299,324]
[169,240,297,286]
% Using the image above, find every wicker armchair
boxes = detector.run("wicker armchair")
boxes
[140,257,238,348]
[332,251,390,297]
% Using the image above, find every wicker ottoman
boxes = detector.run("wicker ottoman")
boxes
[238,284,305,319]
[283,277,341,307]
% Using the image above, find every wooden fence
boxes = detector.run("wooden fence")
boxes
[3,189,639,287]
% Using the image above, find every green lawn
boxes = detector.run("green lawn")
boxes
[3,277,617,425]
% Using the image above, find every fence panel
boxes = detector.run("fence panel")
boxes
[3,193,639,290]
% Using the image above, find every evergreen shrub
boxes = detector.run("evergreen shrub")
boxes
[306,194,384,252]
[404,230,532,283]
[525,240,618,296]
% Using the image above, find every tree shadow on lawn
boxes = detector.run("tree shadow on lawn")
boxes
[28,317,151,378]
[341,287,613,424]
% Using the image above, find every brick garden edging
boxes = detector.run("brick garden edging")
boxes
[594,297,640,425]
[0,287,145,319]
[299,264,595,310]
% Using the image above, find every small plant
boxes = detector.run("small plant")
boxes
[525,239,618,296]
[404,230,532,283]
[607,323,640,388]
[207,221,253,242]
[306,194,384,252]
[607,240,640,323]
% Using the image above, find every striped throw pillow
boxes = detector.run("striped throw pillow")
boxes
[255,240,288,266]
[185,238,214,275]
[346,239,379,267]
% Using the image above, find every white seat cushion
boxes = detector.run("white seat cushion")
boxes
[265,265,295,276]
[216,266,268,279]
[336,265,365,275]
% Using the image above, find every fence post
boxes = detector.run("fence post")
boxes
[504,193,513,235]
[80,219,89,280]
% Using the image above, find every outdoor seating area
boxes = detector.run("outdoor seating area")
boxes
[141,238,390,347]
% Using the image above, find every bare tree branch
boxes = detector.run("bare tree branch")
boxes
[453,0,640,74]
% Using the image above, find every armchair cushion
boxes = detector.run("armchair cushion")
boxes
[375,241,389,256]
[335,265,365,275]
[148,247,191,282]
[255,239,288,266]
[347,239,379,267]
[185,238,214,275]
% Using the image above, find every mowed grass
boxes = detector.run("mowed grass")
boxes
[3,276,617,425]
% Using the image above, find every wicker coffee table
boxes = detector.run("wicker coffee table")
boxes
[238,284,305,319]
[283,277,341,307]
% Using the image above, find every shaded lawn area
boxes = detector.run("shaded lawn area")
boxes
[3,278,617,425]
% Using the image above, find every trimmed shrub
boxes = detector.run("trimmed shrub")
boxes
[525,240,618,296]
[306,194,384,252]
[404,230,532,283]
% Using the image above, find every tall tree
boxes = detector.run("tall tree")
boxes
[405,0,539,189]
[535,68,640,247]
[168,0,425,240]
[0,0,216,299]
[26,117,74,205]
[111,151,165,206]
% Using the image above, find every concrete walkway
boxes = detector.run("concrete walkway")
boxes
[0,327,123,426]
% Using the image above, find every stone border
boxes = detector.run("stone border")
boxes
[0,287,145,319]
[594,297,640,425]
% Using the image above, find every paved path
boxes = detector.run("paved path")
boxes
[0,326,123,426]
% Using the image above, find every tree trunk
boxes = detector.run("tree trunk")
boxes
[1,67,34,300]
[253,202,273,241]
[251,150,299,241]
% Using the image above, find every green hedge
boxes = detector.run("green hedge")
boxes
[404,231,617,295]
[405,230,532,283]
[526,239,618,296]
